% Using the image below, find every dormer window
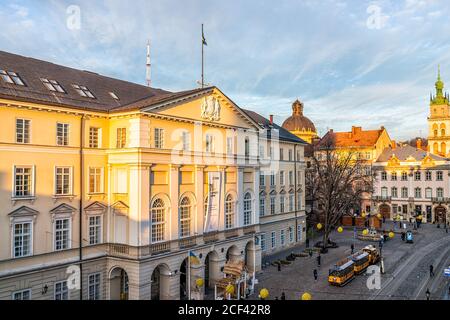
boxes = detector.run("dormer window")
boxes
[109,92,119,100]
[0,70,25,86]
[41,78,65,93]
[72,84,95,98]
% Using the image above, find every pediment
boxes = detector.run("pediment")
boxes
[49,203,77,214]
[421,155,435,167]
[387,154,400,167]
[84,201,107,212]
[259,189,267,196]
[144,88,260,130]
[8,206,39,217]
[112,201,129,216]
[279,189,286,195]
[288,188,295,194]
[269,189,277,196]
[405,155,416,162]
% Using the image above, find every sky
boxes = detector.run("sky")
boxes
[1,0,450,140]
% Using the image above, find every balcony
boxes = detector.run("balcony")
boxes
[178,236,197,249]
[372,196,391,202]
[431,197,449,204]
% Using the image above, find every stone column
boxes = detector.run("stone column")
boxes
[236,167,244,227]
[195,165,205,235]
[217,166,227,230]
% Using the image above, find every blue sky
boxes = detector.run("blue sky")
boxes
[1,0,450,140]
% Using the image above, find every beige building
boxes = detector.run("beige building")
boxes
[0,51,306,300]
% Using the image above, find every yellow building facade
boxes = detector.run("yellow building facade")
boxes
[0,51,306,300]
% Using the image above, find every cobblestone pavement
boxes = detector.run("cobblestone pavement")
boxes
[251,222,450,300]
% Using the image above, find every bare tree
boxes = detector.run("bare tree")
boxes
[306,136,374,253]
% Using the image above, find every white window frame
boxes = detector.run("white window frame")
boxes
[56,122,69,146]
[54,280,69,300]
[12,220,33,258]
[280,229,285,246]
[154,128,164,149]
[54,166,73,196]
[270,196,276,215]
[116,127,127,149]
[12,289,31,300]
[88,167,104,194]
[88,273,101,300]
[205,134,215,153]
[225,194,235,229]
[12,165,35,198]
[259,196,265,217]
[88,215,102,245]
[260,233,266,251]
[280,196,285,213]
[15,118,31,144]
[226,137,234,155]
[182,131,191,152]
[243,193,252,226]
[297,225,303,242]
[289,194,294,212]
[271,231,276,249]
[280,171,285,186]
[89,127,102,148]
[289,227,294,242]
[54,218,71,251]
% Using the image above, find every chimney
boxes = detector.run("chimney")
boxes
[391,140,396,150]
[351,126,362,136]
[416,138,422,150]
[269,115,273,125]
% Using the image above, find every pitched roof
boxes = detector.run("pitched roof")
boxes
[376,144,447,162]
[0,50,170,112]
[242,109,307,144]
[319,126,384,148]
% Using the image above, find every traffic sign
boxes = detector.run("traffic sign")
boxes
[444,267,450,277]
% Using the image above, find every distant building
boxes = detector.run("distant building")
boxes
[428,67,450,156]
[372,140,449,224]
[282,99,318,144]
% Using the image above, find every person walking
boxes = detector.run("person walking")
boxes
[309,250,313,258]
[429,265,434,277]
[317,254,321,267]
[277,262,281,272]
[280,292,286,300]
[313,269,318,281]
[426,289,431,300]
[351,243,354,254]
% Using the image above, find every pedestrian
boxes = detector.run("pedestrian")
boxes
[280,292,286,300]
[275,296,278,300]
[313,269,318,281]
[309,250,313,258]
[429,264,434,277]
[277,262,281,272]
[317,254,321,267]
[426,289,430,300]
[351,243,354,254]
[382,216,386,223]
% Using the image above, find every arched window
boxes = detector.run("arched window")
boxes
[433,123,438,137]
[440,123,446,136]
[243,193,252,226]
[225,194,234,229]
[151,199,165,243]
[441,142,446,155]
[179,197,191,238]
[433,142,439,153]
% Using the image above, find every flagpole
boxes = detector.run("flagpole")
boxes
[201,23,204,88]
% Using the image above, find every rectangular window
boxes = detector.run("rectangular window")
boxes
[401,172,408,181]
[89,167,103,194]
[425,171,432,181]
[280,196,285,213]
[54,281,69,300]
[55,218,70,251]
[297,225,303,241]
[116,128,126,148]
[259,197,265,217]
[41,78,65,93]
[154,128,164,149]
[280,171,285,186]
[280,229,285,246]
[437,171,443,181]
[391,172,397,181]
[288,149,293,161]
[437,188,444,198]
[289,227,293,242]
[381,172,387,180]
[270,196,276,215]
[226,137,233,155]
[391,187,398,198]
[289,195,294,212]
[182,131,190,151]
[425,188,432,199]
[414,171,421,181]
[55,167,72,195]
[289,171,293,186]
[415,188,422,199]
[271,231,276,249]
[244,137,250,157]
[1,70,25,85]
[270,173,275,186]
[72,84,95,98]
[259,174,265,186]
[14,166,33,198]
[88,273,101,300]
[13,289,31,300]
[88,216,102,245]
[279,148,284,161]
[16,119,30,143]
[260,233,266,251]
[13,222,32,258]
[259,145,264,158]
[56,123,69,146]
[89,127,99,148]
[401,187,408,198]
[205,134,215,153]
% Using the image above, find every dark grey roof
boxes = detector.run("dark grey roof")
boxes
[376,144,447,162]
[242,109,307,144]
[0,50,170,112]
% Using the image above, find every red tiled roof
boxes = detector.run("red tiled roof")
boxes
[319,126,384,148]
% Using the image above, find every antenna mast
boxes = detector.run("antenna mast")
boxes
[146,40,151,87]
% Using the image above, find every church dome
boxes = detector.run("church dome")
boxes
[282,99,316,133]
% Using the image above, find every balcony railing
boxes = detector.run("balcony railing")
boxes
[431,197,449,203]
[178,236,197,249]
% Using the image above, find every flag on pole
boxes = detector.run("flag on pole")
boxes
[189,251,200,265]
[202,24,207,46]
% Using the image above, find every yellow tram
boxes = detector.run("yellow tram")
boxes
[350,251,370,274]
[328,258,355,287]
[362,245,380,265]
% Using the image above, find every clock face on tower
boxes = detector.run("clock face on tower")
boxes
[200,96,221,121]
